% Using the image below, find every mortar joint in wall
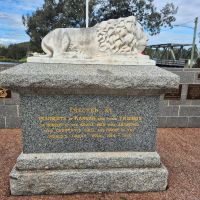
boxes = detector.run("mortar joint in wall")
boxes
[178,106,180,117]
[16,105,19,117]
[5,116,6,128]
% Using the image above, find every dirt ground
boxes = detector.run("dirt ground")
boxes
[0,128,200,200]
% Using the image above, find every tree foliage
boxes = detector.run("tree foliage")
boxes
[0,42,29,60]
[91,0,178,35]
[22,0,178,50]
[193,57,200,68]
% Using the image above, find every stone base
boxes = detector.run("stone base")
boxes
[10,152,168,195]
[27,54,156,66]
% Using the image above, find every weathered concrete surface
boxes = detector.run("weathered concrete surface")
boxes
[0,63,17,72]
[16,152,161,170]
[10,151,167,195]
[10,164,168,195]
[0,63,179,95]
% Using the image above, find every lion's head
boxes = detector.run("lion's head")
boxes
[96,16,147,54]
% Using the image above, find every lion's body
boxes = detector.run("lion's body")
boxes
[41,16,147,59]
[42,28,99,58]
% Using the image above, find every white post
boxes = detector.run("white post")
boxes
[190,17,198,68]
[86,0,89,28]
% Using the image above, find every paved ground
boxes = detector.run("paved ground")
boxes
[0,128,200,200]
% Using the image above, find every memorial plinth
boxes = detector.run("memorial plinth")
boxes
[0,63,179,195]
[0,16,180,195]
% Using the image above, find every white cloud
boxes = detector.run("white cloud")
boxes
[0,0,44,45]
[0,12,24,29]
[152,0,200,27]
[0,38,21,44]
[0,31,30,44]
[148,0,200,47]
[15,0,44,11]
[0,0,44,12]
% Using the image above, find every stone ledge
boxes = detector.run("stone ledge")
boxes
[28,56,156,65]
[10,164,168,195]
[16,152,161,170]
[0,63,179,96]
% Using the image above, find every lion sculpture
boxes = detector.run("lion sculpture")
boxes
[28,16,153,65]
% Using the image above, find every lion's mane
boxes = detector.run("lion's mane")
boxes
[96,16,147,54]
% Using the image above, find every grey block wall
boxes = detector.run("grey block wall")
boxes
[0,92,20,128]
[158,68,200,128]
[0,64,20,128]
[0,64,200,128]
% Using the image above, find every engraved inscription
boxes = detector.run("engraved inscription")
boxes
[187,84,200,99]
[38,107,143,140]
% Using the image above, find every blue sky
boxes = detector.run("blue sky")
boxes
[150,0,200,47]
[0,0,199,47]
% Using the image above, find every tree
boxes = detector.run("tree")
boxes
[0,45,8,57]
[22,0,178,51]
[0,42,29,60]
[22,0,58,51]
[193,57,200,68]
[6,43,29,60]
[91,0,178,35]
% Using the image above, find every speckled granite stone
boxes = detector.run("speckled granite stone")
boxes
[0,63,180,96]
[21,95,159,153]
[10,164,168,195]
[16,152,161,170]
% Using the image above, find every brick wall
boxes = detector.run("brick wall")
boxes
[158,68,200,128]
[0,64,200,128]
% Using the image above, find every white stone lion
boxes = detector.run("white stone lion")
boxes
[28,16,154,65]
[40,16,147,59]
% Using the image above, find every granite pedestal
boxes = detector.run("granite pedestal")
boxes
[0,63,179,195]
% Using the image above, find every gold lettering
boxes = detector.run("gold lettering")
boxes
[39,113,142,140]
[96,123,106,127]
[80,123,94,127]
[91,134,102,138]
[39,116,66,121]
[70,107,99,113]
[104,107,112,113]
[107,133,116,138]
[106,117,118,121]
[97,117,106,121]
